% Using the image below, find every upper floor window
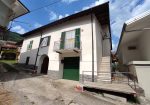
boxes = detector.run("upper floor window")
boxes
[60,28,80,49]
[40,36,50,47]
[27,40,33,50]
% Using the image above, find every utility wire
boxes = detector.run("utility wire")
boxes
[9,0,62,28]
[29,0,62,13]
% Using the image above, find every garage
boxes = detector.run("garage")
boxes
[63,57,79,81]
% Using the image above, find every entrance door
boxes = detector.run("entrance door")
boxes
[63,57,79,81]
[25,57,30,65]
[41,56,49,74]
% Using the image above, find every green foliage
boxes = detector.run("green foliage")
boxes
[0,31,23,42]
[0,60,17,65]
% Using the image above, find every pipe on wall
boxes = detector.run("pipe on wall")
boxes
[34,30,43,69]
[91,12,94,82]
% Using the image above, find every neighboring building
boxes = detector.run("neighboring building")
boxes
[0,40,17,60]
[19,2,112,82]
[0,31,23,60]
[116,10,150,98]
[0,0,29,40]
[0,0,29,28]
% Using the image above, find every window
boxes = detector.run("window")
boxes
[128,46,136,50]
[65,30,75,49]
[27,40,33,50]
[40,36,50,47]
[25,57,30,65]
[60,28,80,49]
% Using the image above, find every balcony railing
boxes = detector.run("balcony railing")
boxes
[53,38,81,53]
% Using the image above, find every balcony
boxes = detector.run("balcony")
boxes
[54,38,81,53]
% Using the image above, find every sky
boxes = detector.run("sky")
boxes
[10,0,150,51]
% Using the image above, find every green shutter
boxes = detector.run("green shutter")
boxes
[60,32,65,49]
[75,28,80,48]
[30,40,33,49]
[47,36,51,46]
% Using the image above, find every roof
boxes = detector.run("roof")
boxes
[23,2,111,38]
[116,10,150,54]
[12,0,30,19]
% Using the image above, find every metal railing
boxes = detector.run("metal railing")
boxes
[82,71,138,91]
[53,39,81,51]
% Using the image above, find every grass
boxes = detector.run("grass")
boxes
[0,60,18,72]
[0,60,17,65]
[1,62,19,72]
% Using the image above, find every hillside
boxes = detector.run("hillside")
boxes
[0,31,23,42]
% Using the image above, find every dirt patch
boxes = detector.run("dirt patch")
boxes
[0,88,14,105]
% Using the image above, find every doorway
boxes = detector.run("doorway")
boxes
[41,56,49,74]
[25,57,30,65]
[63,57,79,81]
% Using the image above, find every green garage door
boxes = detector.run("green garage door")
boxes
[63,57,79,81]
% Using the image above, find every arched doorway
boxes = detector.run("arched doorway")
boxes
[40,55,49,74]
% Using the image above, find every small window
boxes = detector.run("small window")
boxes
[27,40,33,50]
[128,46,136,50]
[25,57,30,65]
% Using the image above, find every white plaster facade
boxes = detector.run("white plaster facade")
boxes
[19,3,111,81]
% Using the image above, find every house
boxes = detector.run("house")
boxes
[0,40,17,60]
[0,0,29,39]
[116,10,150,98]
[19,2,112,82]
[0,31,23,60]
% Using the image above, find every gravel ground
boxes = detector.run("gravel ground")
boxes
[0,65,149,105]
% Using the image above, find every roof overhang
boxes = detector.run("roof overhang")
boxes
[1,0,29,19]
[116,10,150,54]
[23,2,111,37]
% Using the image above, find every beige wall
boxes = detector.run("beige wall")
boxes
[118,31,150,65]
[128,62,150,99]
[138,32,150,61]
[136,65,150,99]
[118,40,141,64]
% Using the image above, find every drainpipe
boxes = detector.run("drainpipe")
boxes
[91,12,94,82]
[34,30,43,70]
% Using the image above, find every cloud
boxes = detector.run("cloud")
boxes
[82,0,108,10]
[112,40,118,51]
[82,0,150,51]
[58,14,70,19]
[11,25,26,34]
[58,15,63,19]
[62,0,78,4]
[34,23,42,28]
[49,11,58,21]
[65,14,69,17]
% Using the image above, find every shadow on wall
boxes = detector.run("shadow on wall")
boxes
[19,46,49,66]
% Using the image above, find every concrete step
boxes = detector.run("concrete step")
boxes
[101,57,110,59]
[100,63,110,65]
[101,60,110,62]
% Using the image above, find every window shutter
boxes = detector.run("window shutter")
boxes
[30,40,33,49]
[75,28,80,48]
[60,32,65,49]
[27,44,30,50]
[47,36,51,46]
